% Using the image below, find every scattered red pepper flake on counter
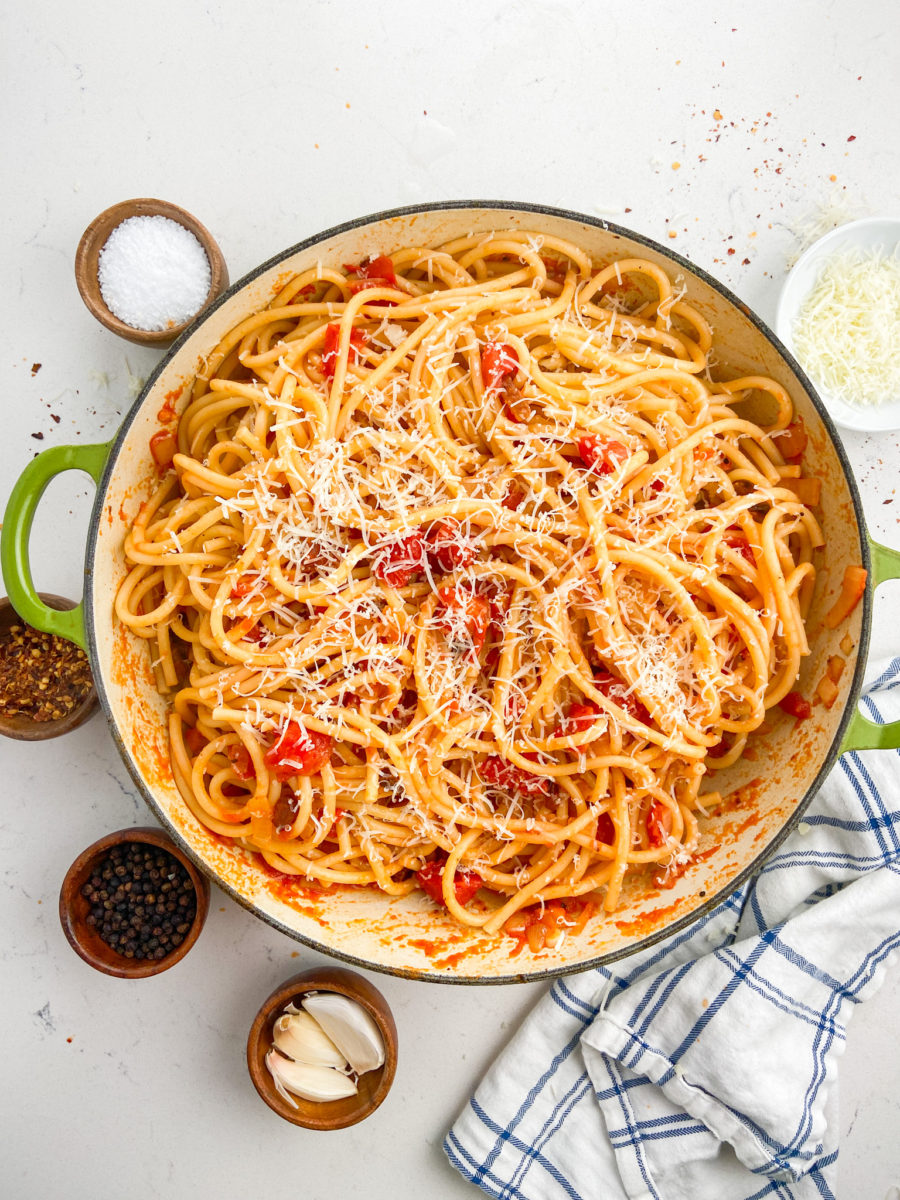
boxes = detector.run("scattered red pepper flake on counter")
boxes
[0,620,94,721]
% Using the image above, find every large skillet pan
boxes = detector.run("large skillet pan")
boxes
[4,202,899,983]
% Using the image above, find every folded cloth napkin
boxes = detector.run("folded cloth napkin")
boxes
[446,654,900,1200]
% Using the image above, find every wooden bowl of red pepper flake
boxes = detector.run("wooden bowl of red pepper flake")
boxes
[0,594,98,740]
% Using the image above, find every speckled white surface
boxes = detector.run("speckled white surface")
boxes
[1,2,899,1197]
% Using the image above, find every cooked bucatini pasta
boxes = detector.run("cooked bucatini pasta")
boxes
[115,230,822,940]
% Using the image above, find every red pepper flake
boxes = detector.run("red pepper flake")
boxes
[0,620,93,722]
[847,135,856,142]
[31,363,41,376]
[727,248,736,255]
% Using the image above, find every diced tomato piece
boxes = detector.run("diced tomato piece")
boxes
[345,256,399,305]
[436,586,491,653]
[480,754,551,797]
[501,483,525,510]
[596,812,615,845]
[184,725,206,755]
[578,435,629,474]
[226,742,255,780]
[788,476,821,507]
[345,254,398,290]
[149,429,177,472]
[723,527,756,564]
[647,799,672,847]
[593,670,651,725]
[321,323,368,380]
[230,574,260,599]
[482,341,520,390]
[554,701,602,738]
[501,378,533,423]
[426,519,476,572]
[264,722,333,780]
[417,858,483,907]
[779,418,807,461]
[373,531,427,587]
[779,691,812,721]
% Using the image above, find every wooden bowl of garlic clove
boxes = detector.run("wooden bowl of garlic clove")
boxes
[247,965,398,1129]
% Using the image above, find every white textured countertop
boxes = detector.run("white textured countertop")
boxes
[2,2,899,1197]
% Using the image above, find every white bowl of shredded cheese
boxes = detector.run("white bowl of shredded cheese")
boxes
[776,216,900,432]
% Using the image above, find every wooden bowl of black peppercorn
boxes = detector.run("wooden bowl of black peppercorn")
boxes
[59,827,210,978]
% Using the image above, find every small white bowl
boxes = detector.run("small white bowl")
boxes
[776,216,900,433]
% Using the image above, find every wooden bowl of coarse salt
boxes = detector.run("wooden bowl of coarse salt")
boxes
[75,198,228,347]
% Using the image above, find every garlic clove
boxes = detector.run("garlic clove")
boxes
[265,1049,358,1106]
[273,1010,348,1070]
[300,992,385,1075]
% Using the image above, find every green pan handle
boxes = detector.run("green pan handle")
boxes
[1,442,111,650]
[841,538,900,753]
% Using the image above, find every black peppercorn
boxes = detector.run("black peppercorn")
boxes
[85,842,196,962]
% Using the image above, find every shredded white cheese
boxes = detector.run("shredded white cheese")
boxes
[792,247,900,407]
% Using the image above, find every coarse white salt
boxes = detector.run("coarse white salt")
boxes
[98,215,211,332]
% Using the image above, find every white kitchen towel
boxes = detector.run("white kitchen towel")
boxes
[445,654,900,1200]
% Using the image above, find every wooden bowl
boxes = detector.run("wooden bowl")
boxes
[74,198,228,346]
[247,967,398,1129]
[59,826,210,978]
[0,594,98,741]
